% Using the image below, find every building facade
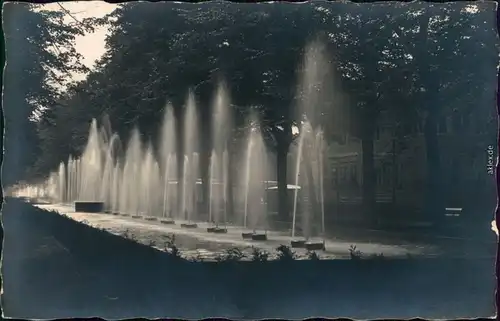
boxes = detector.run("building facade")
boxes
[325,107,497,215]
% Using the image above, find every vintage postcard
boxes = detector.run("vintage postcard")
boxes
[2,1,498,319]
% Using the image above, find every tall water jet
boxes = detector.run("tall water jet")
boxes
[162,153,177,220]
[222,149,229,225]
[209,150,219,224]
[159,103,177,219]
[66,155,74,203]
[163,154,172,216]
[100,114,113,148]
[47,172,57,201]
[211,82,232,153]
[120,128,142,215]
[243,137,252,228]
[140,143,160,216]
[57,162,66,203]
[101,147,114,210]
[106,134,123,212]
[67,155,80,204]
[74,158,80,201]
[20,46,335,251]
[19,117,116,213]
[182,91,199,224]
[241,116,273,235]
[191,152,200,219]
[111,162,121,213]
[290,40,333,249]
[209,82,232,232]
[182,155,189,219]
[291,121,325,241]
[292,122,306,239]
[79,119,104,202]
[315,130,326,236]
[207,149,228,233]
[296,40,332,126]
[208,148,229,228]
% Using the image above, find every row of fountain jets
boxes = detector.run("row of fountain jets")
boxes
[16,42,331,239]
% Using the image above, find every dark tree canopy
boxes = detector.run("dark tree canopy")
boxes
[10,2,498,223]
[3,3,92,184]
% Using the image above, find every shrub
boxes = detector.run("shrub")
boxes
[170,246,181,258]
[121,229,131,239]
[349,245,363,260]
[223,247,245,262]
[369,252,385,260]
[276,244,296,261]
[214,253,225,262]
[251,247,269,262]
[307,250,320,260]
[164,234,181,258]
[191,251,204,262]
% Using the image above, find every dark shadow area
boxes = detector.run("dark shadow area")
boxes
[1,197,495,319]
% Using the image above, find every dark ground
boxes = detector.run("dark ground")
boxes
[1,197,496,319]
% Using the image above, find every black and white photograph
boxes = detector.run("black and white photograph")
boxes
[2,1,499,319]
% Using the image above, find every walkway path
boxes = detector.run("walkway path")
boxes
[2,199,496,319]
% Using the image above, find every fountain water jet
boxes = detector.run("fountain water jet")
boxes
[207,151,224,232]
[291,122,307,242]
[16,59,334,249]
[57,162,66,203]
[180,91,200,229]
[207,82,232,233]
[159,103,177,224]
[290,40,333,250]
[240,117,273,240]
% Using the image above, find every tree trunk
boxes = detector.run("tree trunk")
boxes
[361,135,376,226]
[391,135,398,217]
[276,144,289,223]
[424,110,442,224]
